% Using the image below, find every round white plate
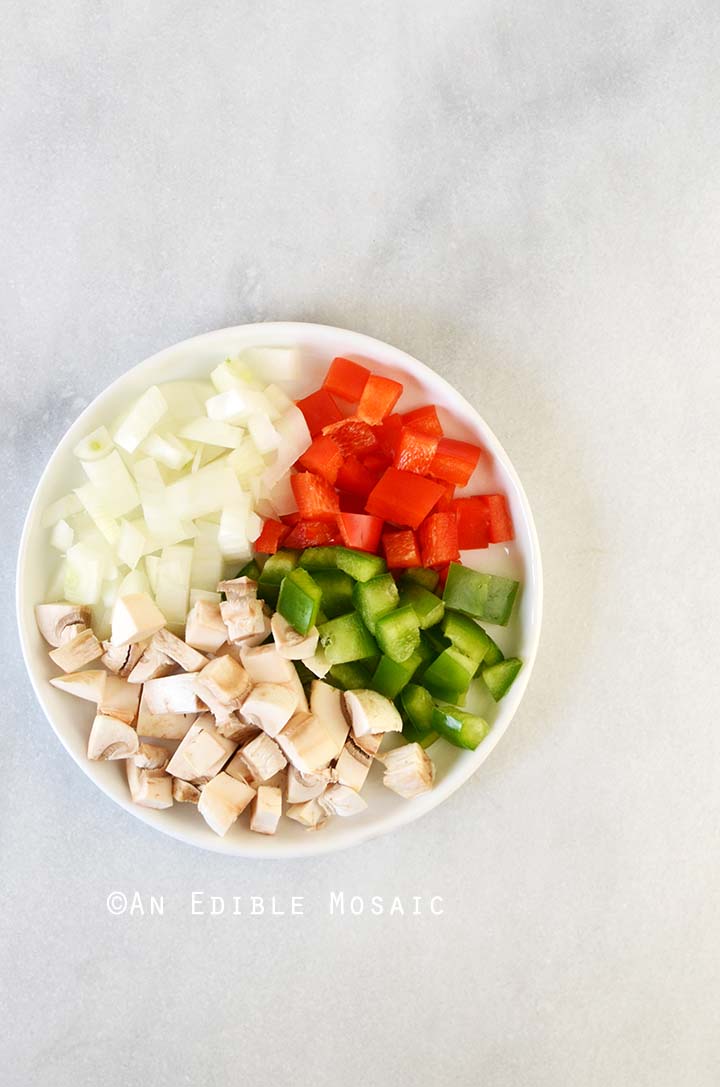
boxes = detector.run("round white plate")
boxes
[17,322,542,857]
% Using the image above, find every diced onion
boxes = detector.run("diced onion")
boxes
[145,555,160,595]
[114,386,168,453]
[73,426,114,461]
[141,432,193,470]
[238,346,301,384]
[205,387,271,424]
[248,414,281,455]
[179,417,245,449]
[116,519,146,569]
[218,471,252,562]
[165,459,231,521]
[64,541,106,604]
[189,588,221,606]
[118,566,151,597]
[42,493,82,528]
[50,519,74,552]
[210,358,263,394]
[81,451,140,518]
[191,521,223,592]
[155,545,193,627]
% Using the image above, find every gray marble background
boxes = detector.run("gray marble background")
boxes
[3,3,719,1084]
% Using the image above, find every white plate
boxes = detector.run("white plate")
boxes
[16,322,542,857]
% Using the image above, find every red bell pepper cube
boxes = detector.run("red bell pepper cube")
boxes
[360,450,392,473]
[291,472,340,523]
[296,434,343,484]
[356,374,404,425]
[336,455,380,498]
[434,481,456,512]
[281,510,302,526]
[253,518,289,555]
[483,494,514,542]
[429,437,483,486]
[436,563,451,591]
[296,388,343,436]
[323,357,370,402]
[393,426,439,474]
[450,497,490,549]
[322,417,378,457]
[417,512,460,567]
[365,468,446,530]
[374,413,404,457]
[401,405,443,437]
[337,512,384,553]
[283,520,338,549]
[339,491,368,514]
[382,529,421,568]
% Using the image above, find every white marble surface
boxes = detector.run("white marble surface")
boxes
[2,2,719,1084]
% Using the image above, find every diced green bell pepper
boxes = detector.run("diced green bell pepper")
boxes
[257,549,300,605]
[312,569,355,618]
[371,652,421,700]
[482,657,522,700]
[480,633,504,668]
[335,547,387,582]
[398,583,445,629]
[442,563,520,625]
[299,546,340,570]
[422,646,477,702]
[399,567,440,593]
[327,660,374,690]
[237,557,263,580]
[352,574,399,635]
[432,705,490,749]
[318,612,377,665]
[400,683,435,734]
[277,568,322,635]
[423,626,451,655]
[412,634,436,679]
[374,605,420,663]
[441,609,491,664]
[402,720,440,748]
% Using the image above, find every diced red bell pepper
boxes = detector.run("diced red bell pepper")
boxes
[483,494,514,542]
[433,482,456,512]
[253,518,289,555]
[450,497,490,549]
[417,512,460,567]
[283,520,338,549]
[336,455,380,498]
[374,413,404,457]
[436,563,451,591]
[393,426,439,474]
[323,357,370,402]
[429,437,482,486]
[296,434,343,484]
[365,468,446,530]
[291,472,340,523]
[339,491,368,514]
[382,529,421,568]
[401,405,443,437]
[360,450,392,474]
[356,374,404,425]
[281,510,302,526]
[296,388,344,437]
[322,418,378,457]
[337,512,384,553]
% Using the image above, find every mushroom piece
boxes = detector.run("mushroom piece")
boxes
[286,665,309,713]
[197,772,255,837]
[87,714,139,761]
[220,595,267,643]
[239,682,298,738]
[334,733,383,791]
[126,761,174,809]
[286,798,327,830]
[172,778,200,804]
[98,674,141,726]
[35,603,91,647]
[101,640,146,676]
[344,689,403,738]
[285,765,335,804]
[48,628,104,673]
[184,600,228,655]
[239,732,287,783]
[318,784,368,817]
[239,644,297,685]
[134,743,170,771]
[193,656,252,724]
[309,681,349,760]
[381,743,435,799]
[250,785,282,835]
[270,613,319,660]
[143,673,204,715]
[275,712,340,774]
[136,688,196,740]
[111,592,166,646]
[50,669,106,703]
[303,648,331,678]
[213,714,260,744]
[151,628,208,672]
[216,576,258,599]
[165,716,238,782]
[126,642,176,683]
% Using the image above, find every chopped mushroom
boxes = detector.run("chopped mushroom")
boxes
[309,681,349,760]
[151,628,208,672]
[143,673,204,715]
[285,765,335,804]
[334,733,383,791]
[87,714,139,761]
[318,784,368,817]
[193,655,251,713]
[48,628,103,673]
[239,644,297,685]
[275,712,340,774]
[136,688,196,740]
[98,674,141,725]
[381,743,436,799]
[286,797,327,830]
[197,772,255,836]
[239,732,287,782]
[172,778,200,804]
[303,648,331,678]
[250,785,282,835]
[35,603,91,647]
[134,743,170,770]
[111,592,166,646]
[50,669,106,703]
[239,682,298,738]
[126,642,176,683]
[217,576,258,599]
[271,613,319,660]
[127,761,174,809]
[286,665,309,712]
[344,689,403,738]
[221,595,267,643]
[165,716,237,782]
[213,714,259,744]
[184,600,228,655]
[101,640,146,676]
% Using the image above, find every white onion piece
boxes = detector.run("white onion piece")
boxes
[145,555,160,595]
[205,387,271,424]
[227,437,265,480]
[64,541,106,604]
[155,545,193,627]
[165,459,230,521]
[74,484,121,546]
[218,472,252,562]
[42,493,82,528]
[179,417,244,449]
[191,521,223,592]
[141,432,193,470]
[133,457,189,546]
[102,577,120,608]
[80,451,140,519]
[114,386,168,453]
[159,380,213,421]
[261,406,311,488]
[210,358,263,394]
[118,566,151,598]
[116,519,146,569]
[238,346,301,384]
[263,383,293,417]
[248,414,281,455]
[46,561,67,602]
[73,426,114,461]
[50,519,74,552]
[246,509,263,543]
[190,588,222,606]
[267,474,297,516]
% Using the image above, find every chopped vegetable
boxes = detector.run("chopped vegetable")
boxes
[312,569,355,618]
[356,373,403,424]
[277,568,322,635]
[394,427,439,474]
[371,652,421,700]
[417,511,460,568]
[365,469,445,530]
[335,547,387,582]
[382,529,421,569]
[422,646,476,702]
[401,405,443,437]
[254,519,289,555]
[442,562,520,625]
[318,612,377,665]
[337,512,383,553]
[431,705,490,750]
[441,609,491,664]
[374,605,420,663]
[352,574,399,635]
[429,437,482,486]
[397,582,445,630]
[291,472,340,523]
[297,434,343,483]
[481,657,522,700]
[296,388,343,435]
[323,356,370,402]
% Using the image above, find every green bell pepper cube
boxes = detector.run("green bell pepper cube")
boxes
[352,574,399,635]
[318,612,377,665]
[441,609,491,664]
[312,569,355,618]
[412,634,436,679]
[482,657,522,700]
[399,567,440,593]
[422,646,477,702]
[371,652,421,700]
[442,563,520,625]
[398,583,445,629]
[423,626,451,655]
[277,568,322,635]
[400,683,435,734]
[401,719,440,748]
[374,605,420,663]
[335,548,387,582]
[327,660,373,690]
[481,633,504,667]
[237,557,263,580]
[432,705,490,749]
[257,549,300,605]
[299,546,340,570]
